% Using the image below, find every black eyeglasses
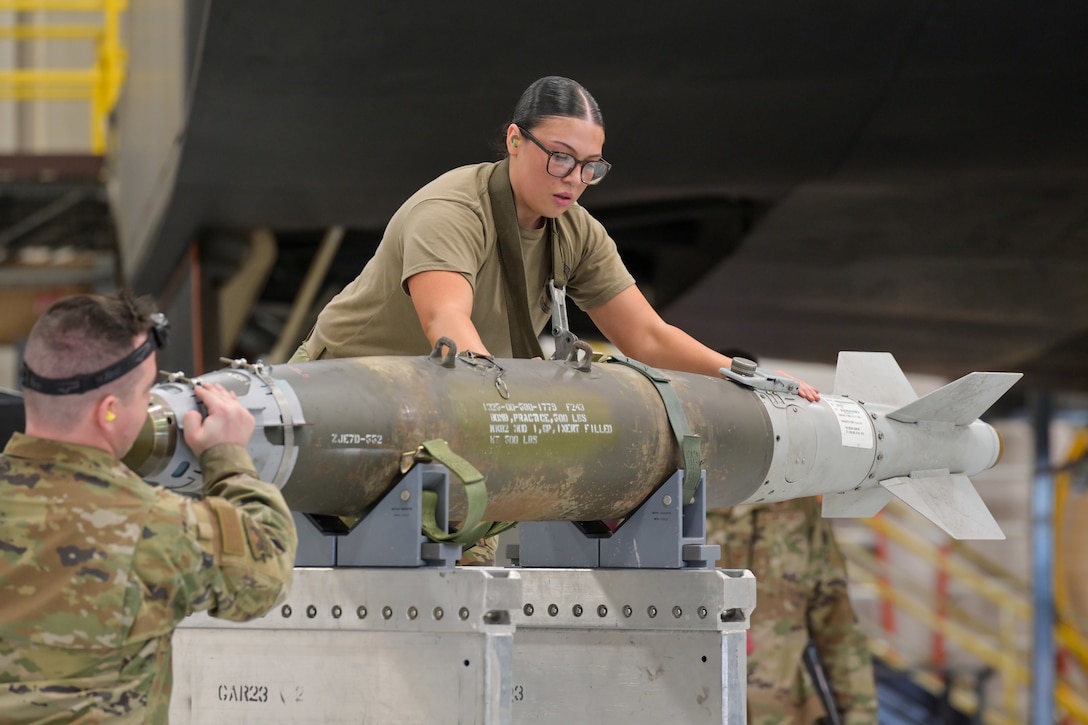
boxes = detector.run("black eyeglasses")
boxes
[516,125,612,185]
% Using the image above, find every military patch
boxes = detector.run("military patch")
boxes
[207,497,246,557]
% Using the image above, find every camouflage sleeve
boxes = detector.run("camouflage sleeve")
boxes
[805,506,879,723]
[194,443,298,620]
[133,443,297,626]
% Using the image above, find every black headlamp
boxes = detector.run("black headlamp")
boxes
[21,312,171,396]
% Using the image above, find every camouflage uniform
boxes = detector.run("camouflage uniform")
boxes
[0,433,298,724]
[459,535,499,566]
[707,497,879,725]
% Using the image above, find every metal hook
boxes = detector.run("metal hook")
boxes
[564,340,594,373]
[428,337,458,368]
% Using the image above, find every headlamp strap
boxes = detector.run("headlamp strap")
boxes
[20,312,170,396]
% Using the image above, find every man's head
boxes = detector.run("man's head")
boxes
[21,289,166,457]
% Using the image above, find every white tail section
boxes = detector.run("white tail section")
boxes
[826,352,1019,540]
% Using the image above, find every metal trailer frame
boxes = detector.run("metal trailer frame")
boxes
[169,466,755,724]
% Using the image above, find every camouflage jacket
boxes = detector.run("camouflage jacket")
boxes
[0,433,298,724]
[707,498,879,725]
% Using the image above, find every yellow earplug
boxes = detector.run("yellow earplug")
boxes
[106,410,116,422]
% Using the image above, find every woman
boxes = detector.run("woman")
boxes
[296,76,818,565]
[295,75,820,401]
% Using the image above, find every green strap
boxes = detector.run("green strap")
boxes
[480,520,518,538]
[603,356,703,502]
[415,439,513,546]
[488,159,546,359]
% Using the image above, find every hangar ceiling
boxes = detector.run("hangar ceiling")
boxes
[107,1,1088,402]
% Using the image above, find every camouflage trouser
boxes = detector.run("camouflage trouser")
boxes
[459,535,498,566]
[707,501,879,725]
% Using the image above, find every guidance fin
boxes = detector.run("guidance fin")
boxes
[833,352,917,407]
[822,487,894,518]
[888,371,1023,426]
[881,470,1005,540]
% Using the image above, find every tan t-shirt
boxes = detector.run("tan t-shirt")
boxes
[306,161,635,359]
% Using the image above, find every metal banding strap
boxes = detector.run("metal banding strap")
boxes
[250,363,296,488]
[603,356,703,502]
[415,439,513,546]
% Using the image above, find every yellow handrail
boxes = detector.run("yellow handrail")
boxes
[844,539,1088,723]
[841,429,1088,724]
[0,0,128,154]
[0,25,100,39]
[844,541,1025,711]
[0,1,107,11]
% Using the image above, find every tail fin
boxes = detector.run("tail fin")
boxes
[833,351,918,406]
[824,471,1006,540]
[881,471,1005,540]
[822,487,894,518]
[888,371,1022,426]
[828,352,1020,540]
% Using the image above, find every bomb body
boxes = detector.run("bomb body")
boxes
[126,351,1018,539]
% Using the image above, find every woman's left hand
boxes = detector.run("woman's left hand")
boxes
[779,371,820,402]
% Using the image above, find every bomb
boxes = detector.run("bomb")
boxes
[124,342,1020,540]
